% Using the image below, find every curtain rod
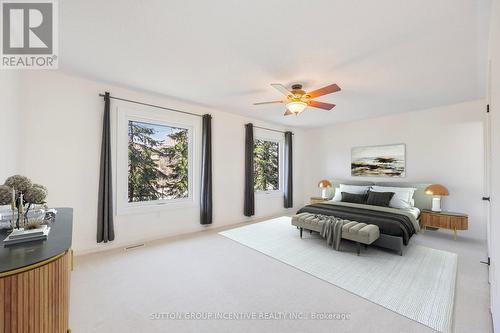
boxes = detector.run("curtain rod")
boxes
[253,125,294,135]
[99,93,203,118]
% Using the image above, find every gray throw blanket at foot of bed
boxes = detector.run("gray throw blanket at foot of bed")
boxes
[318,215,347,250]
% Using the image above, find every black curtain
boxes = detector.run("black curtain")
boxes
[200,114,213,224]
[97,92,115,243]
[244,123,255,216]
[284,131,293,208]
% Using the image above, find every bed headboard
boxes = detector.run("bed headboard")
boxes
[330,179,432,210]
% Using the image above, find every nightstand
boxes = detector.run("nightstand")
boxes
[420,210,468,240]
[310,197,329,205]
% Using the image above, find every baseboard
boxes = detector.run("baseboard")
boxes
[73,209,298,257]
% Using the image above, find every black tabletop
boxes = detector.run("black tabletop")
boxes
[421,209,468,217]
[0,208,73,274]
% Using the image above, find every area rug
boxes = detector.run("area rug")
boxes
[219,217,457,333]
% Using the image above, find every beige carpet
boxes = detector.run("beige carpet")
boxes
[220,217,457,333]
[70,218,491,333]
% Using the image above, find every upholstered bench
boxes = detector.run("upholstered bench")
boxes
[291,213,380,255]
[341,221,380,255]
[292,213,324,235]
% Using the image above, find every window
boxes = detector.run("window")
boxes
[254,139,280,192]
[127,120,189,203]
[115,105,197,214]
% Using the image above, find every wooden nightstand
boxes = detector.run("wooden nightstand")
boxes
[310,197,329,205]
[420,210,468,240]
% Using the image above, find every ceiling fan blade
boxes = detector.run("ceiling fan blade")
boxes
[271,83,294,97]
[253,101,283,105]
[284,109,293,116]
[307,84,341,98]
[309,100,336,110]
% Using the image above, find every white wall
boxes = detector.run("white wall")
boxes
[0,72,21,178]
[302,100,486,240]
[10,70,487,254]
[488,0,500,330]
[18,71,305,254]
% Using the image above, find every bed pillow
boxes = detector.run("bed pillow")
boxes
[366,191,395,207]
[339,184,371,195]
[330,187,341,202]
[370,186,416,209]
[341,192,367,204]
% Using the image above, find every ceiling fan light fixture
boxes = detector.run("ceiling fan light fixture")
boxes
[286,101,307,114]
[254,83,340,116]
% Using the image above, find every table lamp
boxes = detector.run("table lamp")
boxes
[425,184,449,212]
[318,180,332,199]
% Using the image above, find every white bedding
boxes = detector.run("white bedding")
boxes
[405,206,421,219]
[332,183,423,216]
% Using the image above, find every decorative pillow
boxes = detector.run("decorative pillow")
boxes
[370,186,416,209]
[341,192,367,204]
[366,191,395,207]
[330,187,341,202]
[339,184,371,195]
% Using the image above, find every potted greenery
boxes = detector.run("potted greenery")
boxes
[1,175,48,229]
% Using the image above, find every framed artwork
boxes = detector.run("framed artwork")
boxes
[351,144,406,177]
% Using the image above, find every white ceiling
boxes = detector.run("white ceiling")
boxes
[60,0,491,128]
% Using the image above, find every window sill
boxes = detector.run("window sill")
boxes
[116,198,196,216]
[255,191,283,199]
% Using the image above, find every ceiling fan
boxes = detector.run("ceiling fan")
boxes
[253,83,341,116]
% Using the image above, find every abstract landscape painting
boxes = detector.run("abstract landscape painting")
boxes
[351,144,405,177]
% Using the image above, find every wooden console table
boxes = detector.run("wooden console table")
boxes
[0,208,73,333]
[420,209,468,240]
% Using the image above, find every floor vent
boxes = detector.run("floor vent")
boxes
[124,243,145,251]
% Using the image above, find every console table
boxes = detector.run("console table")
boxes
[420,209,468,240]
[0,208,73,333]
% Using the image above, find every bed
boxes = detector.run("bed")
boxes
[297,181,432,255]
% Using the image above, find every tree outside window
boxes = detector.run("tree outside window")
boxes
[254,139,280,191]
[128,120,189,203]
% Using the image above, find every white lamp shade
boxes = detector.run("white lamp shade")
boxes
[286,101,307,114]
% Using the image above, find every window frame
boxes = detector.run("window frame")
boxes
[253,134,284,197]
[114,105,196,215]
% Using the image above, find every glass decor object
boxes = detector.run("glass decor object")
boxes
[286,101,308,115]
